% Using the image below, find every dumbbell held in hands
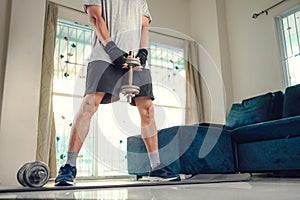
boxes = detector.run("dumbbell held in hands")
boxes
[120,51,142,103]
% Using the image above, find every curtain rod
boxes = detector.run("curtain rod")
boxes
[252,0,288,19]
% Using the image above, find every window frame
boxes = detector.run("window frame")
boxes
[275,5,300,87]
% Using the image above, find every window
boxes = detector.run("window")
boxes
[149,42,186,126]
[53,20,96,177]
[53,19,186,178]
[276,5,300,86]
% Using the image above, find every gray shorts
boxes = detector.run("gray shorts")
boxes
[85,61,154,106]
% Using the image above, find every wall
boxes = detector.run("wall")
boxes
[189,0,221,68]
[0,0,46,186]
[147,0,191,36]
[226,0,300,102]
[51,0,83,10]
[189,0,228,123]
[0,0,11,130]
[52,0,192,36]
[216,0,234,114]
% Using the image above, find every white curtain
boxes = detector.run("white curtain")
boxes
[36,1,58,178]
[184,40,204,124]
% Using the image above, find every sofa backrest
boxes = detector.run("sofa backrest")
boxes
[268,91,284,120]
[225,91,284,130]
[283,84,300,118]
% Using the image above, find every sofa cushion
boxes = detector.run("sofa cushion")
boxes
[268,91,284,120]
[225,93,273,129]
[283,84,300,118]
[225,91,284,130]
[237,136,300,172]
[231,115,300,143]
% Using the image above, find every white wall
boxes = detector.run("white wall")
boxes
[189,0,228,123]
[147,0,191,36]
[0,0,46,185]
[216,0,234,114]
[226,0,300,102]
[189,0,221,67]
[52,0,192,36]
[51,0,83,10]
[0,0,11,127]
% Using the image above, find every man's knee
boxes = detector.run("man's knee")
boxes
[80,93,103,115]
[81,99,97,114]
[140,103,155,124]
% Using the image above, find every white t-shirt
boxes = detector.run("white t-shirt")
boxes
[83,0,152,65]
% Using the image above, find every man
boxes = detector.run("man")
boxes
[55,0,181,186]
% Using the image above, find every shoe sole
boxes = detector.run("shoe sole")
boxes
[55,180,75,186]
[149,176,181,182]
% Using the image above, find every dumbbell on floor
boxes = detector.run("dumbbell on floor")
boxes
[17,161,50,188]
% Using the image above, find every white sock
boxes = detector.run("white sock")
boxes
[148,151,161,169]
[66,152,78,167]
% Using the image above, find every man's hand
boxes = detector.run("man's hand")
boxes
[104,41,128,69]
[122,51,145,72]
[136,49,148,67]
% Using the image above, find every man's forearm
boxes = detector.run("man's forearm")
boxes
[86,5,111,46]
[140,16,150,49]
[93,17,111,46]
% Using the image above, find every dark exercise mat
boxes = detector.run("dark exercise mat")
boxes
[0,174,250,194]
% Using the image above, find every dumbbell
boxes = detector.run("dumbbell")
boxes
[120,53,141,103]
[17,161,50,188]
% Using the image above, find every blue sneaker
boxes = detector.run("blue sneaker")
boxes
[149,164,181,182]
[55,164,77,186]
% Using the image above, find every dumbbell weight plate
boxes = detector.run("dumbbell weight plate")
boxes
[23,162,50,187]
[125,57,141,67]
[17,162,31,187]
[120,85,141,103]
[120,85,140,95]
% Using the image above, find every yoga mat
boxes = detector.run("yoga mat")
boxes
[0,173,250,194]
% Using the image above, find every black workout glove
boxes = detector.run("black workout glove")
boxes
[104,41,128,69]
[136,49,148,67]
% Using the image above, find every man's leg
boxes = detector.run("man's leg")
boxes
[68,92,105,153]
[134,97,158,154]
[55,92,104,186]
[134,97,180,181]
